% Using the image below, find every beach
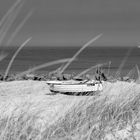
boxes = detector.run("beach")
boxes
[0,80,139,139]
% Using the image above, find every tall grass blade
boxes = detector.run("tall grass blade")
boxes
[75,61,109,78]
[107,61,111,76]
[0,1,23,46]
[126,65,136,79]
[6,10,33,46]
[0,0,21,28]
[136,64,140,81]
[115,47,133,78]
[4,37,32,80]
[16,58,73,78]
[0,52,8,62]
[59,33,103,74]
[49,63,65,75]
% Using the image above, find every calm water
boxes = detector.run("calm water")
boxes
[1,46,140,76]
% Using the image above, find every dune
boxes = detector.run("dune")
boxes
[1,0,140,139]
[0,80,140,140]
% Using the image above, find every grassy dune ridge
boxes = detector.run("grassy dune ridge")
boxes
[0,81,140,140]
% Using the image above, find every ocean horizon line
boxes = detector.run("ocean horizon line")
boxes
[0,45,137,48]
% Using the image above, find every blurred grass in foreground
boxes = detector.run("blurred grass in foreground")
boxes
[0,0,140,140]
[0,81,140,139]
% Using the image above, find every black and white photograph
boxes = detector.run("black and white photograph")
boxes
[0,0,140,139]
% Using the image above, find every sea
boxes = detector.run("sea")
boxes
[1,46,140,77]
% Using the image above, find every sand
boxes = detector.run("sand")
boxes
[0,80,140,139]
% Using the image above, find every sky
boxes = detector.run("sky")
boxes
[1,0,140,47]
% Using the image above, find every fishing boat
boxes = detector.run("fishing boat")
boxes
[46,79,103,95]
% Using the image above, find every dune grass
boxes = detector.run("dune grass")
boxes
[4,37,32,80]
[0,0,24,46]
[0,0,24,65]
[6,10,33,46]
[115,47,133,78]
[0,81,139,140]
[0,1,140,140]
[15,58,73,79]
[59,34,103,74]
[0,0,21,28]
[75,61,110,79]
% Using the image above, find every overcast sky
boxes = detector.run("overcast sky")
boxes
[1,0,140,46]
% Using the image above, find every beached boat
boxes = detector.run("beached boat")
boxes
[46,80,103,95]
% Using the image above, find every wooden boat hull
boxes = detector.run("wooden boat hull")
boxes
[49,82,103,93]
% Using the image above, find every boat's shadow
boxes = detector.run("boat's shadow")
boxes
[48,90,101,96]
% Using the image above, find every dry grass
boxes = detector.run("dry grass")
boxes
[0,1,140,140]
[0,81,139,140]
[75,62,109,78]
[4,37,32,80]
[60,33,103,74]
